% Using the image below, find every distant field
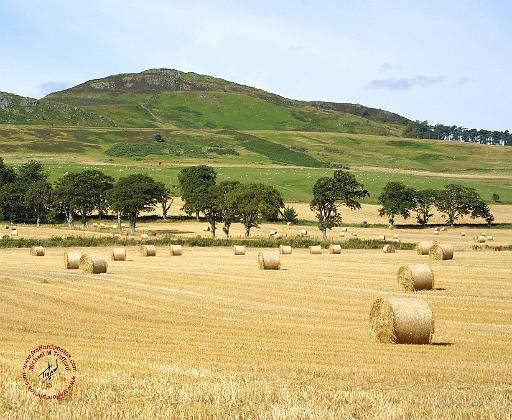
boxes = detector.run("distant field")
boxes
[1,125,511,203]
[1,245,511,418]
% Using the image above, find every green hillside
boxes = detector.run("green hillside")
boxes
[44,68,407,134]
[0,92,113,127]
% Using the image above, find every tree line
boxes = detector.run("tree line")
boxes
[403,120,511,146]
[0,158,495,236]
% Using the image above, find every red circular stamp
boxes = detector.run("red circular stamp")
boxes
[22,344,76,400]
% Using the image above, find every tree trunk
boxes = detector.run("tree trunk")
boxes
[195,211,200,221]
[130,214,136,233]
[245,226,250,237]
[67,210,74,230]
[36,212,40,228]
[82,214,87,227]
[210,220,216,239]
[117,213,121,230]
[322,228,327,241]
[223,224,230,238]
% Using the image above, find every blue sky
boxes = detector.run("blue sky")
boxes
[1,0,511,130]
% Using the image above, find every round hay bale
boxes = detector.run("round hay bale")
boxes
[64,251,81,269]
[258,252,281,270]
[487,235,494,241]
[341,227,348,232]
[329,244,342,254]
[429,243,454,260]
[309,245,322,254]
[10,230,18,237]
[300,229,308,236]
[111,224,118,229]
[460,232,466,237]
[393,238,401,243]
[392,234,399,239]
[416,241,434,255]
[378,235,386,240]
[30,246,45,256]
[279,245,292,255]
[111,247,126,261]
[286,221,292,226]
[92,223,98,228]
[141,245,156,256]
[352,233,358,237]
[441,226,447,232]
[170,245,183,256]
[273,233,282,239]
[339,232,346,238]
[269,230,277,237]
[433,231,439,236]
[203,226,210,232]
[397,264,434,291]
[233,245,246,255]
[433,227,439,232]
[475,235,486,243]
[79,254,108,274]
[140,233,149,240]
[382,244,395,253]
[99,223,106,229]
[387,225,395,230]
[5,225,10,229]
[369,297,434,344]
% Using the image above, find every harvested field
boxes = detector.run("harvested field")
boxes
[0,246,511,418]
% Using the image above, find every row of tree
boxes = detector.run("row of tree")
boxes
[377,182,494,226]
[0,158,172,232]
[0,159,496,237]
[403,120,511,146]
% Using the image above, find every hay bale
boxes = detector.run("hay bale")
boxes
[487,235,494,241]
[79,254,108,274]
[30,246,45,256]
[273,233,282,239]
[99,223,106,229]
[397,264,434,291]
[286,221,292,226]
[111,247,126,261]
[233,245,246,255]
[339,232,346,238]
[141,245,156,256]
[392,234,399,239]
[393,238,401,243]
[258,252,281,270]
[5,225,10,229]
[475,235,486,243]
[111,224,118,229]
[378,235,386,240]
[0,234,9,240]
[170,245,183,256]
[433,227,439,232]
[441,226,447,232]
[309,245,322,254]
[300,229,308,236]
[92,223,98,228]
[383,244,395,253]
[279,245,292,255]
[352,233,358,237]
[429,243,454,260]
[388,225,395,230]
[329,244,342,254]
[433,231,439,236]
[461,232,466,237]
[341,227,348,232]
[269,230,277,237]
[64,251,81,269]
[10,229,18,237]
[140,233,149,240]
[416,241,434,255]
[369,297,434,344]
[203,226,210,232]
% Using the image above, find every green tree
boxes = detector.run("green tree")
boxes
[435,184,493,225]
[82,170,115,221]
[24,179,53,227]
[0,183,25,223]
[378,182,417,226]
[282,206,298,224]
[310,170,369,240]
[218,180,240,238]
[158,182,177,221]
[0,157,16,185]
[178,165,217,220]
[109,174,162,233]
[492,193,500,203]
[414,189,437,227]
[17,160,47,185]
[53,175,75,229]
[225,183,276,237]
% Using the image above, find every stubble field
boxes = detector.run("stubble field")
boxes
[0,242,511,418]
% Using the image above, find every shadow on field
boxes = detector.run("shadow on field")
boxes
[431,342,454,347]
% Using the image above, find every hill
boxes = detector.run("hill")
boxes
[0,92,113,127]
[44,68,408,133]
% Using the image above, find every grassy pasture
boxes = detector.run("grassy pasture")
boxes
[0,244,511,418]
